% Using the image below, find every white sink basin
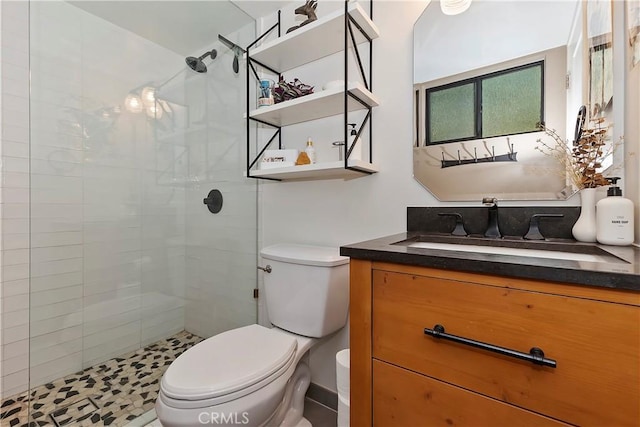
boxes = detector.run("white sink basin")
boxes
[406,241,625,264]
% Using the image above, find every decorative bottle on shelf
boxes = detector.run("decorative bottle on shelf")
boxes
[305,137,316,164]
[572,187,597,242]
[596,177,634,246]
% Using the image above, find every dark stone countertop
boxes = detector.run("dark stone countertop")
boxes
[340,232,640,292]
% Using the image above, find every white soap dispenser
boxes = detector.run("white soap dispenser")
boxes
[596,177,634,246]
[347,123,362,161]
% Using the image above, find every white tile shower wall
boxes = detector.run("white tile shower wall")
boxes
[0,0,191,396]
[1,0,31,399]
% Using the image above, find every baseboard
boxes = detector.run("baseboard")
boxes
[306,383,338,411]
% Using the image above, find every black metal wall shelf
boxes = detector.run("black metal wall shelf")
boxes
[245,1,379,181]
[248,82,378,127]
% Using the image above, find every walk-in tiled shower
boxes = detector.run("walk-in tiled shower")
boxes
[0,1,257,425]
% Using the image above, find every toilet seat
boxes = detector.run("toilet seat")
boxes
[160,325,297,407]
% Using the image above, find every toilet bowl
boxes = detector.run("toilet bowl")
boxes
[156,325,315,427]
[156,244,349,427]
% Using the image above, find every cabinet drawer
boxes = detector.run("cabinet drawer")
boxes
[372,270,640,426]
[373,360,566,427]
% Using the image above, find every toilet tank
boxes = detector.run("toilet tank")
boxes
[261,244,349,338]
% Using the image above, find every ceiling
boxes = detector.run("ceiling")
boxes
[233,1,296,21]
[68,0,294,56]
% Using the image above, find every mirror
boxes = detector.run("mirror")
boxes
[412,0,616,201]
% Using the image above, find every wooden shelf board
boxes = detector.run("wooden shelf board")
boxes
[249,2,379,72]
[248,159,378,181]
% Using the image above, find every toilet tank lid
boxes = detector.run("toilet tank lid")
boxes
[261,244,349,267]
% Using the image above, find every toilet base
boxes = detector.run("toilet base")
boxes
[272,361,310,427]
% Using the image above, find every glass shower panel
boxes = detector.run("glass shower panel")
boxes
[29,0,87,388]
[161,24,258,340]
[27,1,256,424]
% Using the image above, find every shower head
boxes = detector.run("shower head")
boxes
[185,49,217,73]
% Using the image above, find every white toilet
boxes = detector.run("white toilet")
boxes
[155,244,349,427]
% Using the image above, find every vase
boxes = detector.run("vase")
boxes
[572,188,597,242]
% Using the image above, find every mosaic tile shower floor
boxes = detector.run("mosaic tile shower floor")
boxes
[0,331,202,427]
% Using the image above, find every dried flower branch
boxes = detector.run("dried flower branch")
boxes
[535,118,616,190]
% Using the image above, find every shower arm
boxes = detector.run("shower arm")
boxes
[198,50,216,60]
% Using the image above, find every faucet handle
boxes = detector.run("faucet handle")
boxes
[438,213,467,236]
[524,214,564,240]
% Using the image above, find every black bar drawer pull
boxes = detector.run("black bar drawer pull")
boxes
[424,324,557,368]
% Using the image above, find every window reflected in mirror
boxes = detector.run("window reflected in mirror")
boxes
[424,62,543,146]
[427,82,475,144]
[482,63,542,138]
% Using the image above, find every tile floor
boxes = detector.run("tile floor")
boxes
[0,331,202,427]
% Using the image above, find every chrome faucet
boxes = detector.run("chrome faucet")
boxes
[482,197,502,238]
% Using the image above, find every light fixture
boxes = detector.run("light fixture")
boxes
[125,83,171,120]
[124,93,143,113]
[158,99,172,116]
[141,86,156,106]
[146,102,163,119]
[440,0,472,15]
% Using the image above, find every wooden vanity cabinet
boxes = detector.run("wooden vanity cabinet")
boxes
[350,260,640,427]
